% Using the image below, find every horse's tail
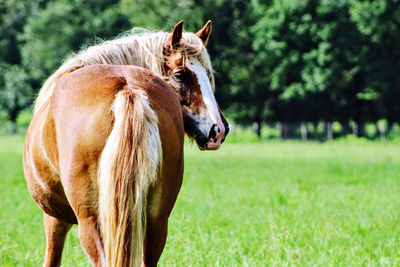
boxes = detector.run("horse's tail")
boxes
[98,88,162,267]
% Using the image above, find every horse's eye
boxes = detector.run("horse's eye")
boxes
[173,69,186,81]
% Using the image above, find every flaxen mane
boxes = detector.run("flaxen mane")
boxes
[33,30,214,114]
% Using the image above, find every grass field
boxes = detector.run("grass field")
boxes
[1,135,400,266]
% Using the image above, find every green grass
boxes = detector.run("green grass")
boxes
[1,136,400,266]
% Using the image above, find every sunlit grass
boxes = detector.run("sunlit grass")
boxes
[1,136,400,266]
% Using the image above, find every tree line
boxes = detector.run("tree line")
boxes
[1,0,399,138]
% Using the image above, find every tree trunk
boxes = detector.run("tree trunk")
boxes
[281,122,288,139]
[280,122,292,139]
[252,120,261,138]
[376,122,386,141]
[312,121,319,139]
[10,122,17,135]
[340,121,352,136]
[388,121,394,134]
[300,122,307,142]
[352,121,358,137]
[281,123,298,139]
[9,108,19,135]
[358,122,366,137]
[277,122,282,140]
[325,121,333,141]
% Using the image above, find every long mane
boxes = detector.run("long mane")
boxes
[33,30,214,114]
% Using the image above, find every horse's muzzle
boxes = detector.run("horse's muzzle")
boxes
[201,122,229,150]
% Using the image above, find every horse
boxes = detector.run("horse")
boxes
[23,21,229,267]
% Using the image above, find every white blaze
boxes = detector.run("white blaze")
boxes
[186,59,223,127]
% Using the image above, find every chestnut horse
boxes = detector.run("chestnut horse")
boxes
[23,21,229,267]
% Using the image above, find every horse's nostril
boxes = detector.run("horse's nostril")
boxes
[208,124,219,140]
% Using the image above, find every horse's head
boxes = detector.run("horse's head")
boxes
[163,21,229,150]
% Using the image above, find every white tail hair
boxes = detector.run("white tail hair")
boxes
[98,88,162,267]
[33,31,213,114]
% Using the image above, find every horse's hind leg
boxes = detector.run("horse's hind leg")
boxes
[76,215,105,267]
[43,213,72,267]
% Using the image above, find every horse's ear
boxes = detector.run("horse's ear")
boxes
[195,20,212,46]
[170,21,184,48]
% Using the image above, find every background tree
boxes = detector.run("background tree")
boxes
[1,0,400,139]
[0,64,33,133]
[251,0,386,138]
[350,0,400,130]
[20,0,131,88]
[0,0,49,133]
